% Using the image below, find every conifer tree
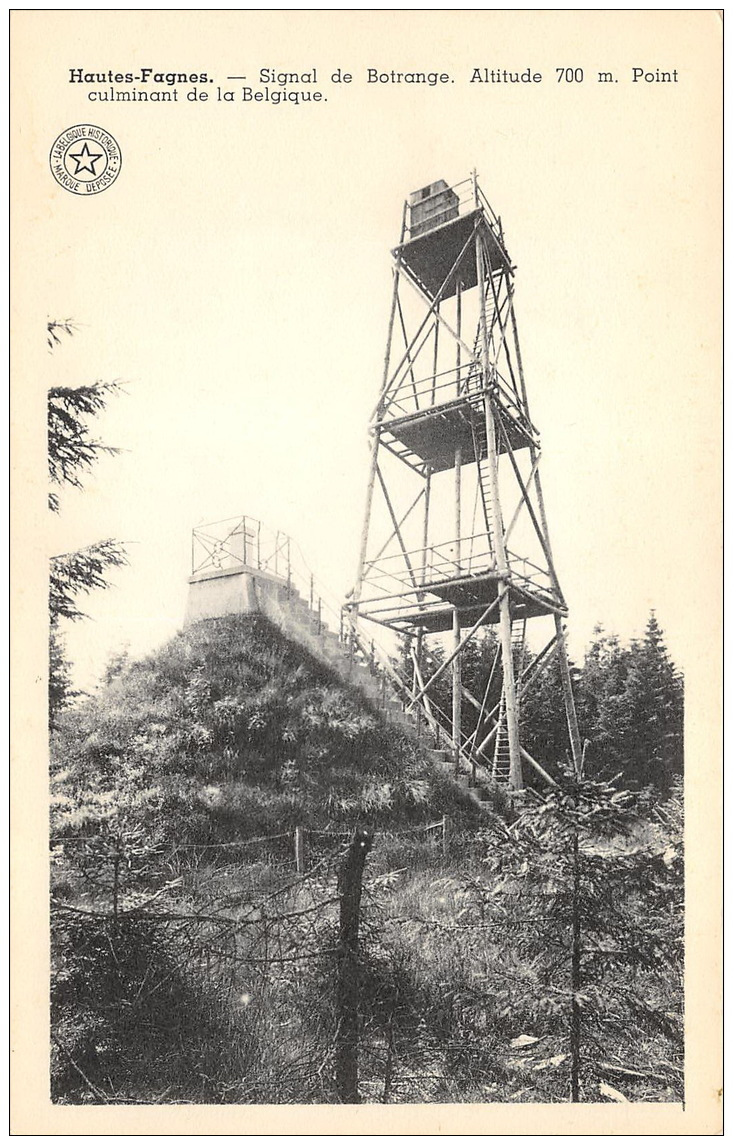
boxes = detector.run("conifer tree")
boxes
[47,321,127,722]
[519,650,575,783]
[575,626,632,779]
[623,613,683,790]
[481,774,684,1102]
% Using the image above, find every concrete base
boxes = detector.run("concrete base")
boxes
[185,566,331,665]
[185,566,290,627]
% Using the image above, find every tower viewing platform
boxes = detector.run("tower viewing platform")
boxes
[394,177,511,299]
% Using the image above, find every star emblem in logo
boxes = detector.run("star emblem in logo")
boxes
[50,125,121,195]
[67,141,104,176]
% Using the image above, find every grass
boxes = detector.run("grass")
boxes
[51,614,485,854]
[49,613,683,1105]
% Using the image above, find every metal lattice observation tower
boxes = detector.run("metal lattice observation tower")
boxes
[345,173,583,790]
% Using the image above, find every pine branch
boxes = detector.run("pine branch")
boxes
[47,319,78,350]
[48,382,124,508]
[50,539,128,622]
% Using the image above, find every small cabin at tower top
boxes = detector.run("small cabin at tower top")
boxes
[407,180,460,237]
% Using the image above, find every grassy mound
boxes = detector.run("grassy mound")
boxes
[51,613,482,853]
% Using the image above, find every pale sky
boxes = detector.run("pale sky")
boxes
[13,11,721,690]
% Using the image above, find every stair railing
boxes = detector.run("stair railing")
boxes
[248,524,492,787]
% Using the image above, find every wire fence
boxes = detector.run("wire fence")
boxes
[50,812,683,1107]
[49,816,492,1103]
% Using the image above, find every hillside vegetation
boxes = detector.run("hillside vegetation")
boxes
[52,614,481,850]
[50,613,683,1105]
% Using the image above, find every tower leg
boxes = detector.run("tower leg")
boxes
[452,444,462,767]
[352,439,379,607]
[508,294,583,779]
[499,596,522,789]
[475,229,522,789]
[452,607,462,768]
[529,456,583,777]
[452,259,462,765]
[554,615,583,777]
[352,254,402,608]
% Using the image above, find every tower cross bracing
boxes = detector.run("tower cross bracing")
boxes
[347,174,582,790]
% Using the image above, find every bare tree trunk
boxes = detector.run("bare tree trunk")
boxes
[382,1018,395,1103]
[570,814,581,1102]
[335,827,372,1104]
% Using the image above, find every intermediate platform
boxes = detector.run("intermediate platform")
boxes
[363,577,565,634]
[357,539,566,634]
[378,395,534,474]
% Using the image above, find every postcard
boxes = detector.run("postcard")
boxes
[11,11,722,1135]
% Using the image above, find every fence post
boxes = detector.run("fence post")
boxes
[442,814,451,859]
[335,827,373,1104]
[295,826,306,874]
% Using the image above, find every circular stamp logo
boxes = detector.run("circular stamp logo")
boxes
[49,124,121,195]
